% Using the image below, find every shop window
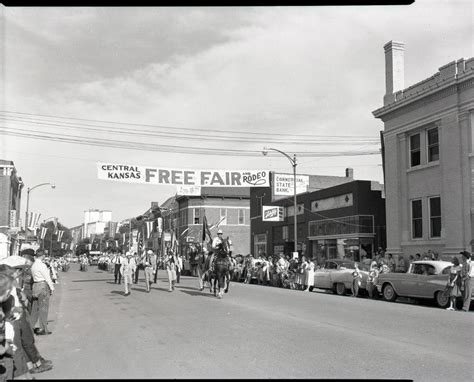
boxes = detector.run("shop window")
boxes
[410,133,421,167]
[429,196,441,238]
[411,199,423,239]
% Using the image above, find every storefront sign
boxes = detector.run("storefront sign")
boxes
[262,206,284,221]
[311,193,353,212]
[98,163,269,187]
[273,173,309,196]
[176,185,201,196]
[9,210,16,228]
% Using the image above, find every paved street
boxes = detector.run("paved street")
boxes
[35,264,473,381]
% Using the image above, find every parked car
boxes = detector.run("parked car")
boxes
[375,260,474,309]
[89,251,101,266]
[313,259,369,295]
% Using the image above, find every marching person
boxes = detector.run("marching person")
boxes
[165,250,178,292]
[133,251,143,284]
[351,263,362,297]
[30,251,54,335]
[120,252,136,296]
[143,250,156,293]
[176,254,183,284]
[196,247,209,291]
[460,251,472,312]
[112,251,124,284]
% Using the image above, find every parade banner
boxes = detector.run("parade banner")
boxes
[146,221,154,239]
[57,230,64,242]
[40,227,48,240]
[97,163,269,187]
[157,217,163,234]
[28,212,42,231]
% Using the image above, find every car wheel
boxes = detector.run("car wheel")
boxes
[336,283,346,296]
[435,290,450,309]
[383,283,397,302]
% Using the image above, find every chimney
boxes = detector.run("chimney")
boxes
[383,41,405,105]
[345,168,354,178]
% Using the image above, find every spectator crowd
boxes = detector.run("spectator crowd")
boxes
[0,248,71,380]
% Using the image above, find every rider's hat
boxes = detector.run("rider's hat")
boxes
[217,229,223,234]
[147,250,153,255]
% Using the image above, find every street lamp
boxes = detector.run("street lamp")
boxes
[262,147,298,255]
[25,183,56,236]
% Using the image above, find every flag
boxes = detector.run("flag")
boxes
[137,230,144,253]
[115,240,118,248]
[146,221,154,239]
[157,217,163,234]
[57,230,64,242]
[53,217,58,233]
[210,216,226,230]
[171,229,179,253]
[40,227,48,240]
[115,222,120,234]
[70,242,74,250]
[28,212,42,230]
[180,227,190,237]
[160,230,165,257]
[202,215,212,243]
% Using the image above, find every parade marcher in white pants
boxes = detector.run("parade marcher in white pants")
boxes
[143,250,155,293]
[165,250,178,292]
[120,252,136,296]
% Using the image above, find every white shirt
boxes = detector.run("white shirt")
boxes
[31,258,55,292]
[211,236,221,249]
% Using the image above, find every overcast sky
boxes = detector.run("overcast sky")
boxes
[1,2,473,228]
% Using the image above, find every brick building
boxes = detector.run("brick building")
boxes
[251,175,386,264]
[0,160,24,258]
[161,187,251,256]
[373,41,473,257]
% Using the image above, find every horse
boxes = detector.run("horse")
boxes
[208,241,232,298]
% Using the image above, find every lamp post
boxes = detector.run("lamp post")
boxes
[25,183,55,237]
[262,147,298,255]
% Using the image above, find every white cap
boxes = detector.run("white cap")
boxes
[217,229,223,234]
[147,250,153,254]
[126,251,131,256]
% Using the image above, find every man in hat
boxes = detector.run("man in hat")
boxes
[29,251,54,335]
[111,250,124,284]
[120,252,136,296]
[460,250,472,312]
[212,229,224,251]
[143,250,156,293]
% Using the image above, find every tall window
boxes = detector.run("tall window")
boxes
[238,209,245,225]
[410,133,421,167]
[429,197,441,238]
[193,208,200,224]
[220,208,227,225]
[282,226,289,240]
[411,200,423,239]
[427,128,439,162]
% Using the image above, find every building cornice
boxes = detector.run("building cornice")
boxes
[373,59,474,120]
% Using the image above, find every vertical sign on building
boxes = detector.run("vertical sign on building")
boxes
[9,210,16,228]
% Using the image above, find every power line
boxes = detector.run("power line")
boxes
[0,126,381,157]
[0,116,380,146]
[0,110,380,141]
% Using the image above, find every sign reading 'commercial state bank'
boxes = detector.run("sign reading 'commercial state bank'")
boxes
[97,163,270,187]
